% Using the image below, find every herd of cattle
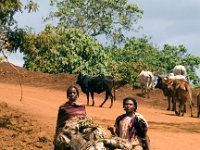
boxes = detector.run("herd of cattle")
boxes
[76,65,200,118]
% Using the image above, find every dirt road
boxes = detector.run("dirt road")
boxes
[0,63,200,150]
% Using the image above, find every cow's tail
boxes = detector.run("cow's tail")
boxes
[113,79,116,101]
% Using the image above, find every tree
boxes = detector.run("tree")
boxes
[156,44,200,84]
[0,0,38,54]
[47,0,143,45]
[0,0,22,29]
[0,0,39,101]
[20,25,112,75]
[108,38,200,86]
[109,37,161,86]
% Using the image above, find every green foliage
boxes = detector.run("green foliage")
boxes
[0,0,22,27]
[109,37,162,86]
[24,0,39,13]
[47,0,143,44]
[21,25,112,75]
[193,84,200,89]
[0,0,38,54]
[106,38,200,86]
[0,0,38,29]
[157,44,200,84]
[6,27,28,52]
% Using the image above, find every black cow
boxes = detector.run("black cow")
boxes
[197,93,200,118]
[76,73,115,108]
[155,75,175,111]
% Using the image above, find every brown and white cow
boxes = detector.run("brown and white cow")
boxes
[138,71,153,98]
[164,77,193,117]
[155,75,175,111]
[155,75,186,111]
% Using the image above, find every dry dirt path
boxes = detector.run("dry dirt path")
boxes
[0,82,200,150]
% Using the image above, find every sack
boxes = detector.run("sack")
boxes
[82,136,133,150]
[53,116,107,150]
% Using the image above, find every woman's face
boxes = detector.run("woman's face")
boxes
[123,99,135,112]
[68,87,78,102]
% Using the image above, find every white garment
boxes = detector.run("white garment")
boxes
[119,116,132,139]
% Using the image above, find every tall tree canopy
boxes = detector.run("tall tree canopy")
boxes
[47,0,143,44]
[107,38,200,86]
[109,37,161,84]
[20,26,112,75]
[0,0,38,28]
[157,44,200,84]
[0,0,38,54]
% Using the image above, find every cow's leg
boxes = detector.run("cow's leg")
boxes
[99,92,109,108]
[144,87,147,98]
[86,93,90,106]
[141,87,144,97]
[183,103,186,113]
[109,93,114,108]
[167,96,170,110]
[103,91,114,108]
[174,99,179,116]
[198,104,200,118]
[197,95,200,117]
[91,92,95,106]
[189,99,193,117]
[180,100,185,116]
[171,96,175,111]
[145,90,147,98]
[147,88,150,98]
[176,99,181,116]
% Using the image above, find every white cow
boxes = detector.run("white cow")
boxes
[173,65,189,81]
[167,74,187,80]
[138,71,153,98]
[168,73,174,76]
[173,65,187,76]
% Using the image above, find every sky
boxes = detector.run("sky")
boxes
[5,0,200,75]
